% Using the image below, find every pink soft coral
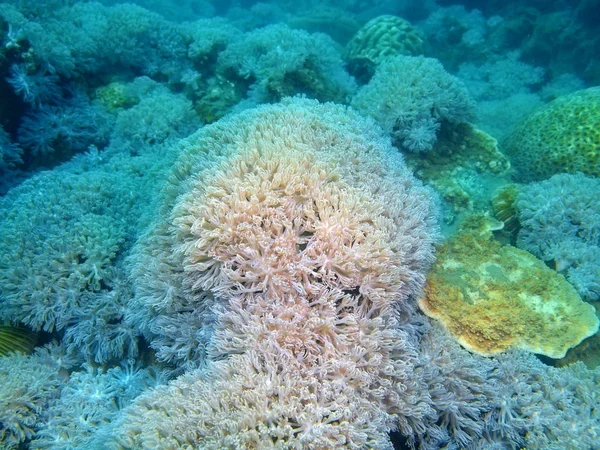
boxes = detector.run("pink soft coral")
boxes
[121,97,439,448]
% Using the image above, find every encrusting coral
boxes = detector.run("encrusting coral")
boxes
[118,97,439,448]
[404,122,511,225]
[418,214,599,359]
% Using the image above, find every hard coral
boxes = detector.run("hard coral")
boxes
[345,15,426,80]
[503,86,600,181]
[123,97,438,447]
[418,214,599,359]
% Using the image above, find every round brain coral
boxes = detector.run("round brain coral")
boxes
[123,98,439,447]
[345,15,426,79]
[502,86,600,181]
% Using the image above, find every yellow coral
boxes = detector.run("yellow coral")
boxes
[502,86,600,181]
[418,215,599,358]
[95,81,138,111]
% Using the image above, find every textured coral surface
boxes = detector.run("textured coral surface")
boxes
[345,15,425,78]
[120,98,439,448]
[419,215,599,358]
[503,86,600,181]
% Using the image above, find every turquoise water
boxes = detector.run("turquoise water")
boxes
[0,1,598,449]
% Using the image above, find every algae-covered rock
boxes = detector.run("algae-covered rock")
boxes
[405,123,510,225]
[419,215,599,358]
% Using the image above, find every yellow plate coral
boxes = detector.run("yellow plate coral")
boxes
[418,215,599,358]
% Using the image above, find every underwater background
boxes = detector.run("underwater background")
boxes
[0,0,599,448]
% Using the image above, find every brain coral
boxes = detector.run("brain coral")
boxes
[122,98,439,447]
[345,15,426,78]
[502,86,600,181]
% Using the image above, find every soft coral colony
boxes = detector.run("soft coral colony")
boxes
[0,99,598,448]
[117,98,439,448]
[113,99,599,450]
[0,2,599,450]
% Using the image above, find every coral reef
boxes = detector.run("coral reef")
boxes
[0,169,136,334]
[17,90,111,164]
[120,97,439,447]
[345,15,426,79]
[30,361,162,450]
[217,24,356,105]
[515,173,600,301]
[0,1,599,448]
[418,214,599,358]
[493,351,600,449]
[0,136,178,363]
[351,55,475,153]
[0,346,64,449]
[457,53,547,139]
[411,323,501,449]
[503,87,600,181]
[108,77,201,149]
[403,123,510,226]
[418,5,491,71]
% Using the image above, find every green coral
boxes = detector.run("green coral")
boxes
[503,86,600,181]
[419,214,599,359]
[404,123,511,226]
[95,82,138,112]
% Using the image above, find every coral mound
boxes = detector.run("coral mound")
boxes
[418,215,599,359]
[351,55,475,153]
[345,15,425,78]
[515,173,600,301]
[122,98,439,448]
[503,86,600,181]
